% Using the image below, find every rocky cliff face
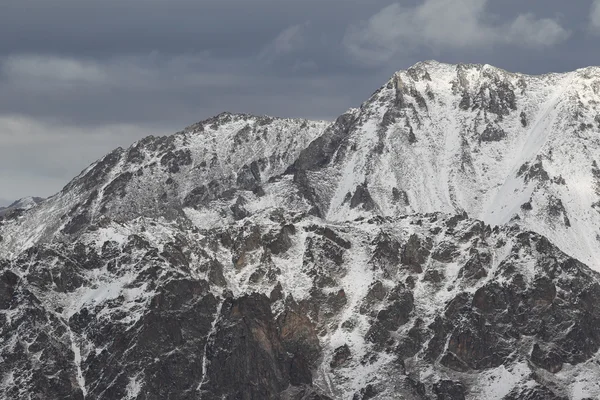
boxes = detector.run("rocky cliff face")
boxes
[2,61,600,399]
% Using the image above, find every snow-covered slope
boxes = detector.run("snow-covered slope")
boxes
[292,61,600,269]
[2,61,600,399]
[0,113,328,258]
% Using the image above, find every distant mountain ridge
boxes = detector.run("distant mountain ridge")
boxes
[1,61,600,399]
[0,196,43,216]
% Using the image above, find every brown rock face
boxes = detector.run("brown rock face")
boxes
[201,294,322,399]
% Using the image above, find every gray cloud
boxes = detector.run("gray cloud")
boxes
[4,55,108,84]
[343,0,570,66]
[260,23,310,60]
[505,14,571,46]
[0,52,357,126]
[0,0,597,204]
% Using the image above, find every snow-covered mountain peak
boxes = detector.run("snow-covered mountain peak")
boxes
[292,61,600,268]
[0,114,329,258]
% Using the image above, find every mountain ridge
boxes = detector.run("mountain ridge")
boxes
[0,197,44,217]
[1,61,600,399]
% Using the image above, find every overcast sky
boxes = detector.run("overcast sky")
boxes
[1,0,600,206]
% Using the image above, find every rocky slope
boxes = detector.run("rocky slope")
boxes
[1,61,600,399]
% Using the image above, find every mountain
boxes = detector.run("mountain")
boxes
[1,61,600,399]
[0,196,44,217]
[290,61,600,269]
[7,197,44,210]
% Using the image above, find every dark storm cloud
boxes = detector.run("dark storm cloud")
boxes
[0,0,599,205]
[0,0,392,58]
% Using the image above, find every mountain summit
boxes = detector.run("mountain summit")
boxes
[290,60,600,268]
[1,61,600,399]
